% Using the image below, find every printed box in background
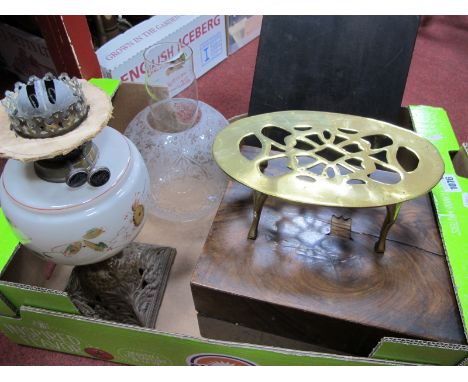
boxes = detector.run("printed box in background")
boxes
[96,15,227,83]
[0,22,57,81]
[226,16,263,55]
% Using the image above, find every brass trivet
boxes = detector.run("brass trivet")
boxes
[213,111,444,253]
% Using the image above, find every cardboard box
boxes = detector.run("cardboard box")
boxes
[226,16,262,54]
[0,82,467,365]
[0,22,57,81]
[96,16,227,84]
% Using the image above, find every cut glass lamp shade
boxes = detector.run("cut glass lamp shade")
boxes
[124,101,229,222]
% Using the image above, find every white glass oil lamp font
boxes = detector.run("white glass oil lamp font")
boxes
[0,74,150,265]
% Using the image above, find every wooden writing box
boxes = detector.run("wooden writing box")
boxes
[191,177,466,356]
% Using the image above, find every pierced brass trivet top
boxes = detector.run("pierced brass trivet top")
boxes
[213,111,444,253]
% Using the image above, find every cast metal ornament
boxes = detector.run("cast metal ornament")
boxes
[213,111,445,253]
[66,243,176,327]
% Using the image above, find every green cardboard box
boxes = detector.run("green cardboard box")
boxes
[0,81,467,365]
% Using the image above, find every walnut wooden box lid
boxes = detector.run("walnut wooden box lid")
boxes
[191,178,466,356]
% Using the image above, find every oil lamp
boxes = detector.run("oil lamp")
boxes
[0,74,150,265]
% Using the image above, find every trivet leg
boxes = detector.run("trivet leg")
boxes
[375,203,402,253]
[248,191,268,240]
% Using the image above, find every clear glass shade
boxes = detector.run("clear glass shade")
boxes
[143,42,199,133]
[124,42,229,223]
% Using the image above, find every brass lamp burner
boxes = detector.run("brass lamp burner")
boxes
[213,111,445,253]
[2,73,89,139]
[32,141,110,188]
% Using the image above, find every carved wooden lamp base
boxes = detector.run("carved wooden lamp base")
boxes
[66,242,176,328]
